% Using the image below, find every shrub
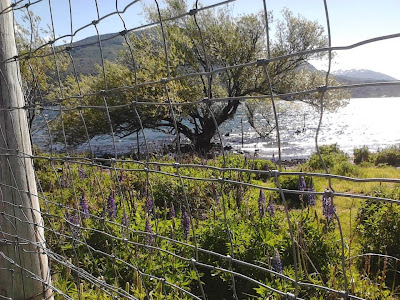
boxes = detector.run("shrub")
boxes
[357,196,400,290]
[307,144,349,171]
[278,175,313,209]
[333,161,358,177]
[375,146,400,166]
[354,146,370,164]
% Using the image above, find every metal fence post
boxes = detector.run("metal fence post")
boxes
[0,1,53,299]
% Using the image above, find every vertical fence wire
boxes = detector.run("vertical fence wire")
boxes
[0,0,400,299]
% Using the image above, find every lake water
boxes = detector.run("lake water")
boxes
[32,98,400,159]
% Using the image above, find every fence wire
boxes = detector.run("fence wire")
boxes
[1,0,400,299]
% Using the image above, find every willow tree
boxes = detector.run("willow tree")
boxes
[59,1,346,152]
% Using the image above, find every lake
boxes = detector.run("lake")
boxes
[32,97,400,159]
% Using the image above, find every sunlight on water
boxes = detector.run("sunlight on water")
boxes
[32,98,400,159]
[223,97,400,159]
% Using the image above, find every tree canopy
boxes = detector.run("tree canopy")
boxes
[57,0,348,152]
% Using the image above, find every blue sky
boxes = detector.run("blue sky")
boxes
[17,0,400,79]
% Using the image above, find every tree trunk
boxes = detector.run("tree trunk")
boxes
[0,1,53,299]
[194,100,241,153]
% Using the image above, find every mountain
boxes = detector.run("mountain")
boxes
[65,33,125,75]
[332,69,398,81]
[63,33,400,97]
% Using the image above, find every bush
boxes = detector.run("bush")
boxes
[333,161,358,177]
[307,144,349,171]
[375,146,400,166]
[354,146,370,164]
[278,175,314,208]
[357,196,400,290]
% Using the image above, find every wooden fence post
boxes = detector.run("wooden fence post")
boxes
[0,1,53,299]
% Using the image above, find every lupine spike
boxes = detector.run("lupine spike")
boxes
[145,194,153,215]
[215,192,220,206]
[272,249,282,273]
[181,208,190,240]
[258,190,266,218]
[78,167,86,179]
[67,213,80,240]
[298,175,306,191]
[169,201,176,219]
[308,179,316,206]
[107,191,117,220]
[80,192,89,219]
[122,209,129,227]
[144,216,153,246]
[267,196,275,217]
[271,153,277,168]
[322,189,335,221]
[236,186,243,209]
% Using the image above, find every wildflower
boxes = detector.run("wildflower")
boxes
[267,196,275,217]
[236,186,243,209]
[322,189,335,221]
[80,192,89,219]
[258,190,266,218]
[181,208,190,240]
[272,249,282,273]
[271,153,277,168]
[107,191,117,220]
[122,209,129,227]
[60,175,69,188]
[169,201,176,219]
[78,167,86,179]
[307,179,316,206]
[145,195,153,215]
[118,172,125,183]
[67,213,80,240]
[298,175,306,191]
[215,192,220,206]
[144,216,153,246]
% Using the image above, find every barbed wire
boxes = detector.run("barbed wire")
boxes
[1,0,400,299]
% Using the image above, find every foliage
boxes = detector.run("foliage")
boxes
[16,11,68,127]
[357,196,400,290]
[307,144,355,176]
[375,145,400,166]
[33,147,400,299]
[57,1,347,152]
[354,146,371,164]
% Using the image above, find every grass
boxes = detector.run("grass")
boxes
[32,147,400,299]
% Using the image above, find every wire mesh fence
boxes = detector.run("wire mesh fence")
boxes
[1,0,400,299]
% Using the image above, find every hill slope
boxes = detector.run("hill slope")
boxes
[65,33,400,97]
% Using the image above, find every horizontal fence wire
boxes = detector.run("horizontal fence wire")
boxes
[0,0,400,299]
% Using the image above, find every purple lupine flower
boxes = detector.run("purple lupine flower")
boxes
[60,175,69,188]
[67,213,80,240]
[271,153,277,168]
[107,191,117,220]
[236,186,243,209]
[80,192,89,219]
[78,167,86,179]
[322,189,335,221]
[181,208,190,240]
[267,196,275,217]
[298,175,306,191]
[145,195,153,215]
[307,179,316,206]
[169,202,176,219]
[144,216,153,246]
[258,190,266,218]
[215,192,220,206]
[122,209,129,227]
[118,172,125,183]
[272,249,282,273]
